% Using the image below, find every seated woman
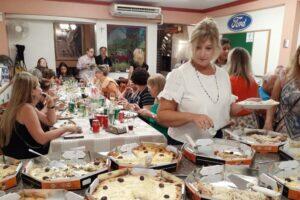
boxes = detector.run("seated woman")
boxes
[30,57,48,82]
[128,48,149,80]
[57,62,73,83]
[228,47,259,129]
[0,72,80,159]
[264,46,300,139]
[137,74,180,145]
[126,69,154,111]
[93,65,120,98]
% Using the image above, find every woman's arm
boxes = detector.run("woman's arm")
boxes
[264,78,282,130]
[128,66,134,80]
[157,98,213,129]
[35,94,57,126]
[18,104,79,145]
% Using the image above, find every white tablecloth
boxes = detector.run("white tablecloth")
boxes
[49,117,167,153]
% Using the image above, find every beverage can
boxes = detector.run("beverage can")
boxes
[119,111,125,123]
[114,108,120,120]
[68,101,75,113]
[92,119,100,133]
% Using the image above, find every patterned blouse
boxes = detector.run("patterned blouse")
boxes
[276,79,300,139]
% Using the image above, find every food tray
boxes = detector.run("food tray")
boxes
[224,128,287,153]
[279,140,300,160]
[183,139,254,166]
[108,142,182,172]
[237,99,279,109]
[266,160,300,200]
[21,151,110,190]
[86,168,185,200]
[0,156,22,190]
[0,189,84,200]
[185,165,281,200]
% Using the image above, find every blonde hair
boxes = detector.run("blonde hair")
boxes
[287,46,300,81]
[228,47,252,87]
[133,48,145,67]
[190,18,221,60]
[147,73,166,97]
[0,72,38,147]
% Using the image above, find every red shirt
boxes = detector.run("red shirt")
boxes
[230,75,258,116]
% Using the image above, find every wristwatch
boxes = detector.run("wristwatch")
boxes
[47,105,55,109]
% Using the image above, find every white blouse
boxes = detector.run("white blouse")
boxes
[158,61,235,143]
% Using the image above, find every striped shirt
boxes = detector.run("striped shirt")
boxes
[130,87,154,108]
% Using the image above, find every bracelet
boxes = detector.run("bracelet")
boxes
[47,105,55,109]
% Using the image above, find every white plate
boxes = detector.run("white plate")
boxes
[123,110,138,118]
[53,120,76,129]
[237,99,279,109]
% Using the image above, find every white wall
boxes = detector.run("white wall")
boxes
[7,19,56,71]
[95,20,157,75]
[214,6,285,74]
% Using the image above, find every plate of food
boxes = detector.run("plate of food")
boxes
[237,99,279,109]
[57,111,74,120]
[53,120,76,129]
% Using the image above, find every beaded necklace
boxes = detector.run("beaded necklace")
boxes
[192,62,220,104]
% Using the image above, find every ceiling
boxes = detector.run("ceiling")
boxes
[52,0,254,12]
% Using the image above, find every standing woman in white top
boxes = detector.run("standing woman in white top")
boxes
[157,18,243,143]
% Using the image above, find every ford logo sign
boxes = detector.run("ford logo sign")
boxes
[227,13,252,32]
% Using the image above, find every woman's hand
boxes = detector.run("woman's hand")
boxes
[42,93,55,109]
[138,108,154,118]
[191,114,214,130]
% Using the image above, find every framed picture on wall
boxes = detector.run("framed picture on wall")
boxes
[107,24,146,72]
[54,23,83,61]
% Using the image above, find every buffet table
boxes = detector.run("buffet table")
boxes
[7,149,288,200]
[49,117,167,153]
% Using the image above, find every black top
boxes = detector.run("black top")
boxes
[2,121,49,159]
[95,55,112,67]
[130,61,149,71]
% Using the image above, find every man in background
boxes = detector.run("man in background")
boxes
[95,47,112,68]
[76,47,96,80]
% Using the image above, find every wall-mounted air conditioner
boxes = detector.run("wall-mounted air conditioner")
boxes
[110,3,162,19]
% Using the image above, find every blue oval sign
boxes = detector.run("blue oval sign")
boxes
[227,13,252,32]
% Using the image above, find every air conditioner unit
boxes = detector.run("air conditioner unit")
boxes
[110,4,162,19]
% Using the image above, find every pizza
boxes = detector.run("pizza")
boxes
[91,174,183,200]
[214,151,248,161]
[109,143,178,167]
[0,163,18,180]
[28,157,106,181]
[278,176,300,190]
[245,132,287,144]
[194,182,268,200]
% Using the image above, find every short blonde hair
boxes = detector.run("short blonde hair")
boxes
[147,73,166,95]
[133,48,145,66]
[190,18,221,60]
